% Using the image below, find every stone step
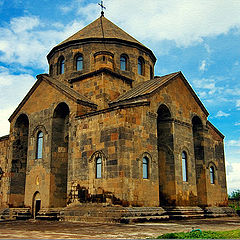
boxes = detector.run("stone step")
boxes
[203,207,237,217]
[0,208,31,220]
[36,208,62,220]
[61,205,168,223]
[169,214,204,219]
[163,206,205,219]
[120,215,169,223]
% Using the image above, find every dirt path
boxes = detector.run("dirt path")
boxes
[0,217,239,239]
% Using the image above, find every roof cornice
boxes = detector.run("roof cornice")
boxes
[47,38,156,63]
[77,100,150,119]
[69,67,134,85]
[207,120,225,139]
[0,135,9,141]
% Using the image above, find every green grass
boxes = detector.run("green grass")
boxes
[157,229,240,239]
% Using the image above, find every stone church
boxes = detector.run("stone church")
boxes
[0,14,231,221]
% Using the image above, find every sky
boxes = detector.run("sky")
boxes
[0,0,239,194]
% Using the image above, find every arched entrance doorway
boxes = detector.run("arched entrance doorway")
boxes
[32,191,41,218]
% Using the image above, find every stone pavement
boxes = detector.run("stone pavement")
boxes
[0,217,239,239]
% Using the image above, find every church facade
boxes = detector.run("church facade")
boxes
[0,16,228,218]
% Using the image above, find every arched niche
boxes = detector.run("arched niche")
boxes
[157,104,175,206]
[51,102,70,207]
[10,113,29,207]
[157,104,173,149]
[192,115,206,206]
[192,116,204,166]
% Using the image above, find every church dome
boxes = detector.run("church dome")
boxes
[47,16,156,84]
[47,16,155,61]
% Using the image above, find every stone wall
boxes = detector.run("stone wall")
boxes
[7,79,93,209]
[72,72,132,110]
[205,122,228,206]
[68,104,159,207]
[0,135,9,207]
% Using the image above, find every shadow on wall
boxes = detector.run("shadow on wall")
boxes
[67,185,130,207]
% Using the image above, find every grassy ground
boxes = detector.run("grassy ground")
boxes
[157,229,240,239]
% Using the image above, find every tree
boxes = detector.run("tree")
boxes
[229,190,240,200]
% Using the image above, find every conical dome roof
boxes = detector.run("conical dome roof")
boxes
[58,16,145,47]
[48,16,155,62]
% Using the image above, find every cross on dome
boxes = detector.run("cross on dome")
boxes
[98,0,106,17]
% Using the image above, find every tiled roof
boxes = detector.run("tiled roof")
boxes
[110,72,180,104]
[110,71,209,116]
[57,16,145,47]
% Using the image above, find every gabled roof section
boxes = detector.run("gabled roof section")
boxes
[58,16,144,47]
[0,135,9,141]
[110,71,209,116]
[207,121,225,139]
[8,74,97,122]
[110,72,179,104]
[40,74,97,106]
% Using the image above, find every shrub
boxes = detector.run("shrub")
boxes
[157,229,240,239]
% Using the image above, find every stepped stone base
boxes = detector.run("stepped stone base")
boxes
[0,208,31,220]
[203,207,237,218]
[0,205,237,223]
[164,206,205,219]
[36,208,63,220]
[61,204,168,223]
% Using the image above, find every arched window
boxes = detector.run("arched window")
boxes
[96,157,102,179]
[0,167,3,180]
[210,166,215,184]
[138,57,144,75]
[150,66,154,79]
[36,131,43,159]
[59,57,65,74]
[76,55,83,71]
[182,151,187,182]
[143,157,149,179]
[120,55,127,71]
[49,64,53,76]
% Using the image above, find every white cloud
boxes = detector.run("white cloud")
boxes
[226,162,240,193]
[102,0,240,46]
[10,16,40,33]
[0,66,34,87]
[226,139,240,147]
[0,107,14,136]
[0,68,36,136]
[199,60,207,71]
[225,88,240,96]
[0,16,85,70]
[215,110,230,118]
[235,122,240,126]
[193,78,216,92]
[59,5,73,14]
[204,44,211,54]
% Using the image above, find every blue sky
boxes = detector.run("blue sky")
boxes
[0,0,239,194]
